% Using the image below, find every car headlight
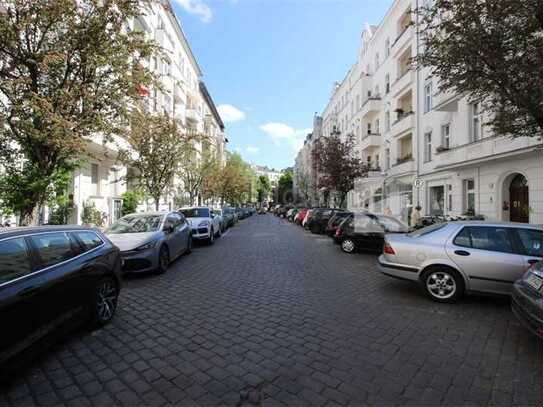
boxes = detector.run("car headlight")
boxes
[198,221,210,227]
[135,240,158,251]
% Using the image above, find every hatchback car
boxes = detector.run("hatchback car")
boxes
[307,208,341,234]
[325,211,352,237]
[0,226,122,376]
[221,207,236,228]
[107,212,191,274]
[512,260,543,339]
[334,212,409,253]
[378,222,543,302]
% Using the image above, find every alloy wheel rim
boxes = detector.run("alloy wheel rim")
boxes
[342,239,354,252]
[97,282,117,321]
[427,272,456,299]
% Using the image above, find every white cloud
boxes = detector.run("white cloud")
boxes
[259,122,311,152]
[246,146,259,154]
[217,104,246,123]
[173,0,213,23]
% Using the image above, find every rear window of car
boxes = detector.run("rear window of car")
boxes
[517,228,543,257]
[408,223,447,237]
[453,226,514,254]
[376,216,409,233]
[73,231,104,252]
[0,237,32,284]
[30,232,80,269]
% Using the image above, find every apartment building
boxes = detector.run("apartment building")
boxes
[300,0,542,224]
[294,114,322,205]
[66,0,226,223]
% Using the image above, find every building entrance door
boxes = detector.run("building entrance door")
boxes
[510,174,529,223]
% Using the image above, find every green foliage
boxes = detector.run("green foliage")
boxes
[121,190,142,216]
[277,171,293,204]
[418,0,543,139]
[0,0,158,224]
[81,200,103,227]
[256,175,271,203]
[120,108,186,211]
[203,152,254,205]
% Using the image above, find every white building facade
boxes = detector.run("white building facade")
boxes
[299,0,543,225]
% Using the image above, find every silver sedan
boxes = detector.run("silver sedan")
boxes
[378,221,543,302]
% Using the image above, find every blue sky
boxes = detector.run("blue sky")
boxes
[172,0,392,170]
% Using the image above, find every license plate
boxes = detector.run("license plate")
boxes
[526,274,543,291]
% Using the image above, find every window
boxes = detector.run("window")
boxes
[454,227,514,254]
[375,119,380,134]
[31,233,78,270]
[385,74,390,94]
[91,164,99,185]
[375,154,380,169]
[385,38,390,57]
[441,124,450,149]
[517,229,543,257]
[429,186,444,215]
[375,53,380,70]
[447,185,453,212]
[0,238,32,284]
[367,123,372,135]
[385,111,390,132]
[424,132,432,162]
[367,156,372,166]
[424,82,433,113]
[463,179,475,213]
[471,103,482,142]
[74,231,104,252]
[385,148,391,170]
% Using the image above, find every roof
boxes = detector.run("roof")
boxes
[0,225,99,239]
[199,82,225,130]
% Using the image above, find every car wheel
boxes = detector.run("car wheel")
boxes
[421,267,464,303]
[341,238,356,253]
[217,226,222,237]
[185,235,193,254]
[157,245,170,274]
[208,229,215,245]
[90,277,119,328]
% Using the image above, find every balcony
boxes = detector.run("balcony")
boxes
[360,133,381,151]
[388,156,415,177]
[434,89,460,112]
[392,69,414,97]
[361,97,382,118]
[391,112,414,137]
[185,108,202,125]
[391,25,414,57]
[435,136,541,170]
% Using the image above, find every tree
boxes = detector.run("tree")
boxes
[277,171,293,204]
[203,152,252,206]
[176,134,218,206]
[120,109,184,211]
[418,0,543,139]
[121,190,143,216]
[0,0,156,224]
[312,132,366,208]
[256,175,270,203]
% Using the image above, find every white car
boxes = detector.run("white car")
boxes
[179,207,222,244]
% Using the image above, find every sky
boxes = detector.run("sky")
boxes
[171,0,392,170]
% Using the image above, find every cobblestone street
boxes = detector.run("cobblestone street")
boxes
[2,215,543,407]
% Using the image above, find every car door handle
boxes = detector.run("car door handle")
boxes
[528,259,540,265]
[454,250,471,256]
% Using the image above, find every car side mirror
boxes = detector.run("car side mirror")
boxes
[164,225,174,234]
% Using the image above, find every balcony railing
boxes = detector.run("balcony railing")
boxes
[395,155,413,165]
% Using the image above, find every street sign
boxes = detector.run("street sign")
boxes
[414,178,425,189]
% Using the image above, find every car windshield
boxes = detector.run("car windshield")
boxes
[107,214,163,234]
[223,208,232,214]
[181,208,210,218]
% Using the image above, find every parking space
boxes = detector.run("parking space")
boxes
[1,215,543,407]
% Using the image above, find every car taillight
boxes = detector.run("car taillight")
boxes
[383,241,395,255]
[335,228,342,237]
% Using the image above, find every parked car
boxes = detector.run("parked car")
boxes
[512,260,543,339]
[334,212,409,253]
[325,211,352,237]
[295,208,309,225]
[306,208,339,234]
[0,226,122,377]
[302,209,317,228]
[378,222,543,303]
[180,207,222,244]
[107,211,191,274]
[287,208,300,222]
[210,209,225,233]
[221,207,236,228]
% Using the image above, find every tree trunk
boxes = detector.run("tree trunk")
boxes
[154,196,160,211]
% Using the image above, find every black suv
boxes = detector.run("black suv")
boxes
[0,226,122,377]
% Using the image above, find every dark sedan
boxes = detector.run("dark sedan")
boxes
[307,208,343,234]
[334,212,409,253]
[512,260,543,339]
[0,226,122,378]
[325,211,352,237]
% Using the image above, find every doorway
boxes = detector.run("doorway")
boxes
[509,174,529,223]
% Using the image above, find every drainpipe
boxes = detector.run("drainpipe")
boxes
[415,0,421,207]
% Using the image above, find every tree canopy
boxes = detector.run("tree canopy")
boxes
[418,0,543,139]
